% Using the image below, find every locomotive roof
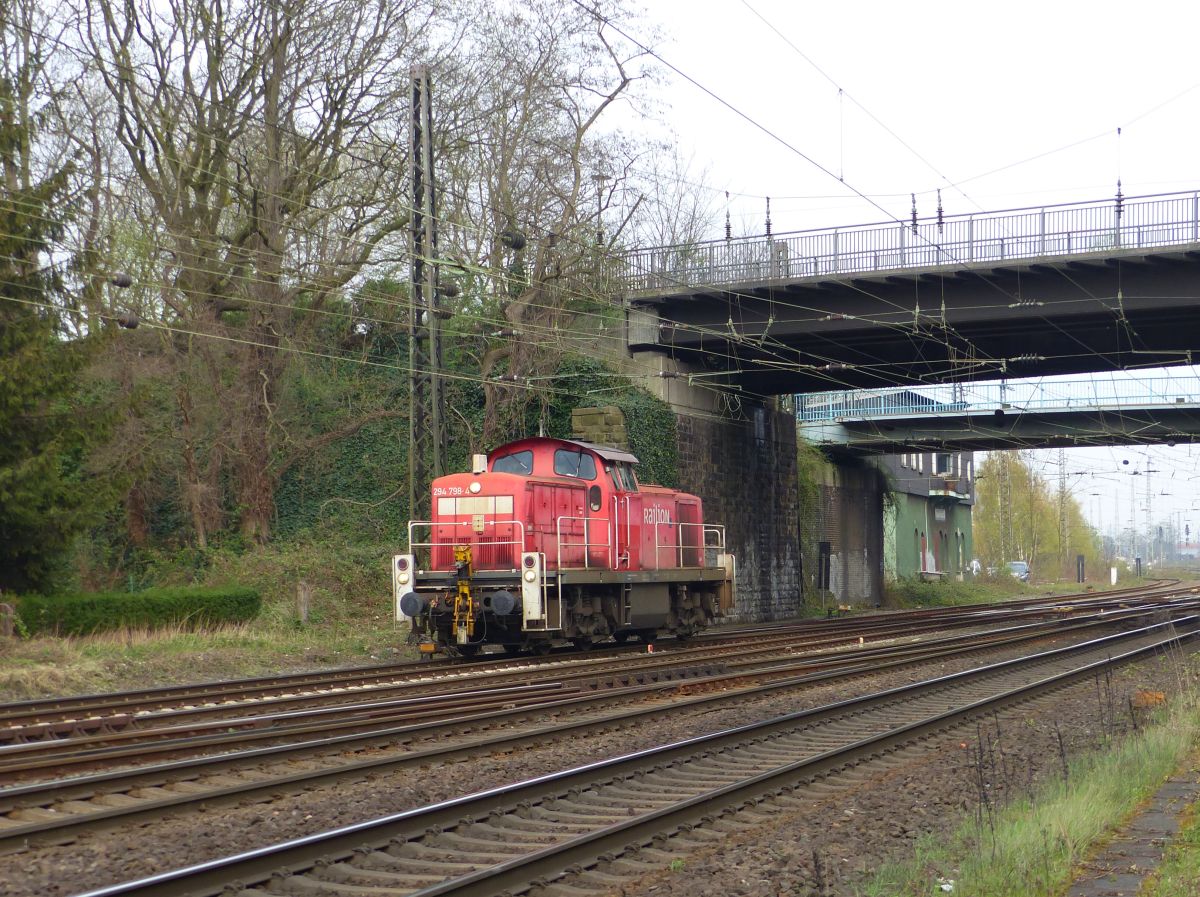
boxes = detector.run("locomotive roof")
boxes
[491,436,639,466]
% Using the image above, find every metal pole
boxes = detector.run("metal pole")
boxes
[1057,448,1068,578]
[408,66,445,522]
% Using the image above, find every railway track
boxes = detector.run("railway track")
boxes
[73,615,1200,897]
[2,600,1192,856]
[2,598,1188,783]
[1,582,1184,747]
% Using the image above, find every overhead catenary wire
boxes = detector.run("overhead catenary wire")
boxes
[4,160,1176,410]
[14,14,1200,518]
[2,7,1190,405]
[0,7,1113,393]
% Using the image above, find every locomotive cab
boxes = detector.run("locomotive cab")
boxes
[394,437,735,656]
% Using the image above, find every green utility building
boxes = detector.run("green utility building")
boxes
[876,452,975,580]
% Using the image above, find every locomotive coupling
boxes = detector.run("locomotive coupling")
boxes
[452,545,475,643]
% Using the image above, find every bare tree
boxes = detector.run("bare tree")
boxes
[435,0,657,444]
[624,147,719,248]
[79,0,437,541]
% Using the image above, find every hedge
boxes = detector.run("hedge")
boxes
[15,585,262,636]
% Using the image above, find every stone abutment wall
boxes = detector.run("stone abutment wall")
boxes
[675,404,801,623]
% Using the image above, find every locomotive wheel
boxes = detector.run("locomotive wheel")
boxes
[453,644,481,659]
[611,631,630,644]
[503,644,523,656]
[570,637,593,651]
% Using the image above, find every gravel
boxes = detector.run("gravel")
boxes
[1,633,1192,897]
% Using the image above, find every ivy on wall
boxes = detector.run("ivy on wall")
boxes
[796,438,833,604]
[273,419,409,541]
[529,357,679,489]
[272,355,679,542]
[613,390,679,489]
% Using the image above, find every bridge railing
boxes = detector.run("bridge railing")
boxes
[623,190,1200,293]
[797,373,1200,422]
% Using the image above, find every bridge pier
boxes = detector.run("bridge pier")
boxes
[674,404,801,622]
[620,353,885,620]
[802,457,886,609]
[614,351,801,622]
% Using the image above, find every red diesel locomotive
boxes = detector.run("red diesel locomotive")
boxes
[393,436,736,655]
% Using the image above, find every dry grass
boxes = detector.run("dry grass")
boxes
[0,619,412,702]
[78,620,257,649]
[0,540,414,702]
[0,639,99,699]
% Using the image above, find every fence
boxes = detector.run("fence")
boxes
[797,373,1200,422]
[622,189,1200,293]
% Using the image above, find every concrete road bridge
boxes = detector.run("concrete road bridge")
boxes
[797,372,1200,455]
[618,190,1200,615]
[622,189,1200,396]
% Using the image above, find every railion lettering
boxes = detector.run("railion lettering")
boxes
[643,506,672,525]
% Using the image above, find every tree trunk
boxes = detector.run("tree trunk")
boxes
[177,383,208,550]
[124,483,150,548]
[234,337,280,544]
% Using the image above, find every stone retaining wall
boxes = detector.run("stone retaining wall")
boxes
[675,404,801,623]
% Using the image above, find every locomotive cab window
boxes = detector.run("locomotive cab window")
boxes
[492,450,534,475]
[608,462,638,492]
[553,448,597,480]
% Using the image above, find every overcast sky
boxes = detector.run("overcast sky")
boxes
[639,0,1200,235]
[627,0,1200,543]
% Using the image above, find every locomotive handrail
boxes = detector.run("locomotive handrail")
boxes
[613,495,632,569]
[704,525,728,569]
[406,519,527,570]
[703,525,727,549]
[555,515,613,571]
[650,521,725,569]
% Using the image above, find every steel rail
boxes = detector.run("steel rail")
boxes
[1,583,1183,744]
[2,600,1184,780]
[0,581,1182,739]
[72,616,1200,897]
[2,603,1190,856]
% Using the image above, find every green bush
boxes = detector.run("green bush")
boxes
[884,575,1024,608]
[14,585,262,636]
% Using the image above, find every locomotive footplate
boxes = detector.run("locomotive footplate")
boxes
[556,567,730,585]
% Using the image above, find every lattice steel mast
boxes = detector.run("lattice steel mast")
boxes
[408,66,446,520]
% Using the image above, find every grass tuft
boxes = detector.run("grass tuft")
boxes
[1144,795,1200,896]
[866,700,1200,897]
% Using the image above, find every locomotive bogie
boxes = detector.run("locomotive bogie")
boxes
[397,436,734,656]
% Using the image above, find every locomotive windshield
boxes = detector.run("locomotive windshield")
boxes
[492,450,533,475]
[553,448,597,480]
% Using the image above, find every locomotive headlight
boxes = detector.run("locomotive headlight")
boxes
[523,569,537,583]
[468,481,482,494]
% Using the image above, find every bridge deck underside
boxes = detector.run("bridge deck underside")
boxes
[631,247,1200,395]
[802,404,1200,456]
